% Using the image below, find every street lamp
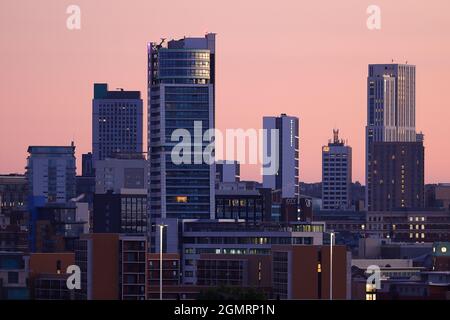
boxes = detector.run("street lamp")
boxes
[157,223,167,300]
[329,231,335,300]
[324,231,336,300]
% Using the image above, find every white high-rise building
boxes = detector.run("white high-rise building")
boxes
[262,114,299,199]
[322,130,352,210]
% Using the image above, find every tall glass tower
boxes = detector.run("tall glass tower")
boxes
[147,34,216,222]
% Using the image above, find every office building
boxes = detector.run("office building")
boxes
[0,174,27,210]
[0,252,29,300]
[26,145,77,252]
[94,154,147,194]
[0,174,29,252]
[322,130,352,210]
[32,202,88,252]
[215,160,240,184]
[119,235,147,300]
[146,253,181,294]
[93,189,147,234]
[366,64,417,209]
[74,233,146,300]
[368,141,424,211]
[263,114,299,199]
[81,153,94,177]
[0,213,28,252]
[196,254,272,293]
[215,186,272,222]
[92,83,143,163]
[147,34,216,221]
[29,252,75,300]
[426,184,450,210]
[366,209,450,242]
[75,175,95,210]
[26,145,77,204]
[179,219,324,285]
[272,245,349,299]
[74,233,120,300]
[432,242,450,271]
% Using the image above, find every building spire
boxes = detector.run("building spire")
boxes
[333,129,339,144]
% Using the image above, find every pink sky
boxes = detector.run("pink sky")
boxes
[1,0,449,183]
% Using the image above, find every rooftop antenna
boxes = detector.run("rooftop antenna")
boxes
[391,58,394,63]
[157,38,166,48]
[333,129,339,144]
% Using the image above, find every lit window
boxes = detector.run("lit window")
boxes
[175,196,188,203]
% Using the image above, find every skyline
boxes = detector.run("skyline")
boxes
[1,1,450,183]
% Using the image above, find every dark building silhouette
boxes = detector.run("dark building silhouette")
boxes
[215,188,271,222]
[81,153,94,177]
[368,141,424,211]
[93,190,147,234]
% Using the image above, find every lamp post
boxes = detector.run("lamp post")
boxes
[330,231,334,300]
[158,224,167,300]
[323,230,336,300]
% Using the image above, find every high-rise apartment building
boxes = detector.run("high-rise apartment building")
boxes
[368,141,424,211]
[147,34,216,221]
[263,114,299,199]
[366,64,417,210]
[322,130,352,210]
[26,144,78,252]
[26,145,76,204]
[92,83,143,163]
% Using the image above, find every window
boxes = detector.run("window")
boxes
[175,196,188,203]
[8,272,19,284]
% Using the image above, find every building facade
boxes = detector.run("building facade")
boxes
[215,188,272,222]
[95,155,148,194]
[272,245,348,299]
[92,83,143,163]
[368,141,424,211]
[147,34,216,223]
[26,145,76,204]
[26,145,77,252]
[366,64,417,210]
[366,209,450,242]
[263,114,299,199]
[215,160,240,184]
[179,219,324,285]
[93,189,147,234]
[322,130,352,210]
